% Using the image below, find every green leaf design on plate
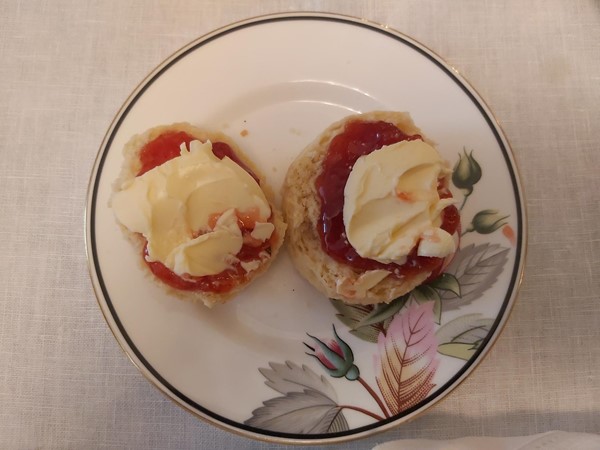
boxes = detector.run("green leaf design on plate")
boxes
[331,295,410,342]
[427,273,461,297]
[412,285,440,303]
[437,342,478,360]
[440,243,510,310]
[331,300,381,343]
[412,286,442,324]
[246,390,349,434]
[352,294,409,330]
[245,361,350,433]
[436,314,495,360]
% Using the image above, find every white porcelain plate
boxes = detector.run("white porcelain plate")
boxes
[86,13,526,445]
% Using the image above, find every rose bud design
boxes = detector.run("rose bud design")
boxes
[304,325,360,380]
[467,209,509,234]
[452,149,482,195]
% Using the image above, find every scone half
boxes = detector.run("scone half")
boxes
[111,122,286,307]
[283,111,459,305]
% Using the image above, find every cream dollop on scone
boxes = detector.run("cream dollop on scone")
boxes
[283,112,460,305]
[111,123,285,307]
[343,140,456,263]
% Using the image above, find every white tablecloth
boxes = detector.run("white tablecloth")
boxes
[1,0,598,448]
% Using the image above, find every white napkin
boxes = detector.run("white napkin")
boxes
[373,431,600,450]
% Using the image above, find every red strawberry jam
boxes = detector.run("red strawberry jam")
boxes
[137,131,272,293]
[315,120,460,280]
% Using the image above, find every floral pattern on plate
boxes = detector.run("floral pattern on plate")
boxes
[246,150,514,433]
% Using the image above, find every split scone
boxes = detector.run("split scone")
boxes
[283,111,460,305]
[111,123,286,307]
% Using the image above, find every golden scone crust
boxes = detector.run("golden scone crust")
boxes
[111,122,286,308]
[283,111,438,305]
